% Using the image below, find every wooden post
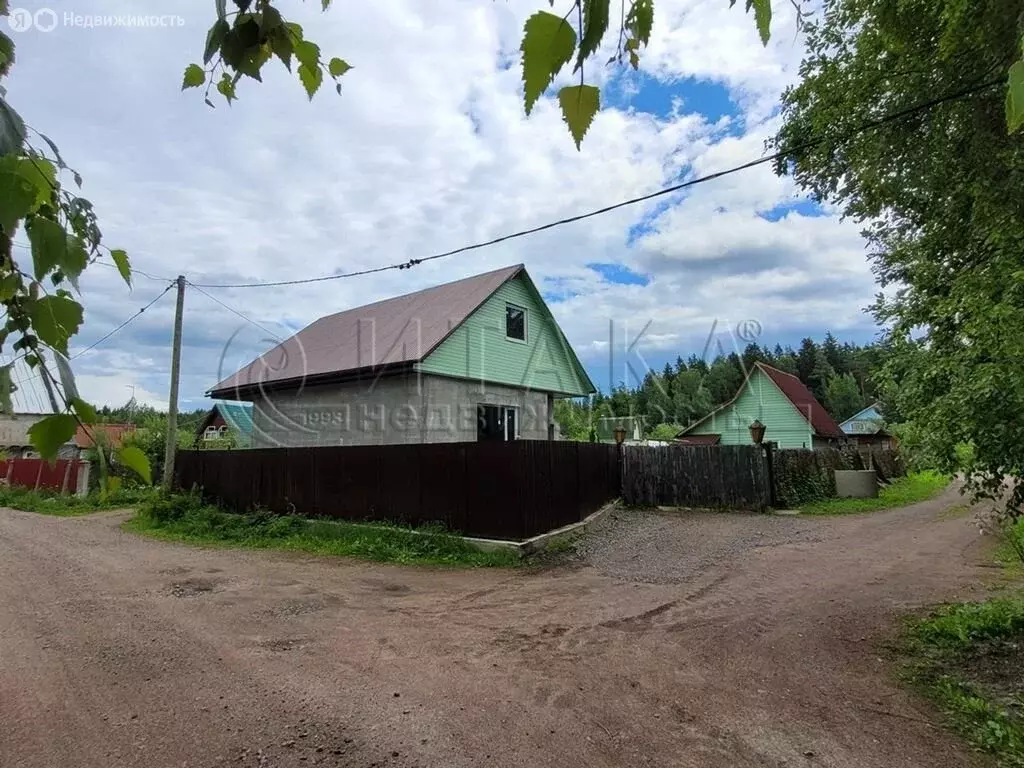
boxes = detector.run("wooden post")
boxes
[764,442,776,510]
[162,275,186,491]
[60,459,73,495]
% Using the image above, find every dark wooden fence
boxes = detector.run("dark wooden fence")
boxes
[174,440,620,541]
[620,444,771,511]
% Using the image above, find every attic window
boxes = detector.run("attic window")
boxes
[505,304,526,342]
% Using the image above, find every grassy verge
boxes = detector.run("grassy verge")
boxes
[798,470,949,515]
[0,486,157,516]
[123,492,520,568]
[902,597,1024,766]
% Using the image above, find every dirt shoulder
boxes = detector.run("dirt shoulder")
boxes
[0,484,998,767]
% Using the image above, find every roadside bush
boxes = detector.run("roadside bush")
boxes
[915,598,1024,652]
[904,596,1024,766]
[0,485,156,516]
[773,449,839,508]
[141,491,208,523]
[130,492,518,567]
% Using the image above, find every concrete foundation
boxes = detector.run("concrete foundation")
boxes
[834,469,878,498]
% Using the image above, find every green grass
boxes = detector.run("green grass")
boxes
[902,597,1024,766]
[798,470,950,515]
[0,486,157,516]
[123,492,521,568]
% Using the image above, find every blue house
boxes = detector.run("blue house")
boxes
[839,403,895,450]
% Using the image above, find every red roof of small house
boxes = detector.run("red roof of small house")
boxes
[676,434,721,445]
[754,363,845,439]
[74,423,136,449]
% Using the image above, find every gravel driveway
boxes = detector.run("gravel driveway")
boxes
[577,508,827,583]
[0,485,996,768]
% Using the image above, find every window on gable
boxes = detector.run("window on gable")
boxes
[505,303,526,342]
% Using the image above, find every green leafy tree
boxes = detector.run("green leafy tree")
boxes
[704,355,744,405]
[648,422,682,441]
[775,0,1024,509]
[554,398,591,441]
[672,368,713,426]
[807,347,836,405]
[796,338,818,383]
[821,332,845,374]
[824,373,864,422]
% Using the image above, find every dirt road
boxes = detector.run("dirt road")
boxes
[0,487,998,767]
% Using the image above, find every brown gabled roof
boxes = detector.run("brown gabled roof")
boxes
[210,265,524,397]
[755,362,845,438]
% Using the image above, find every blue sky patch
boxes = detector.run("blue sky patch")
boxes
[587,262,650,286]
[608,73,740,128]
[759,199,827,222]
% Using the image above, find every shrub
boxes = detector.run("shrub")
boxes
[773,449,842,507]
[914,598,1024,652]
[141,491,208,523]
[130,492,519,567]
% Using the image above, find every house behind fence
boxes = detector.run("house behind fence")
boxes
[176,440,619,541]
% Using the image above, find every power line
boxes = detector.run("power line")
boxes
[185,280,283,341]
[93,260,172,284]
[188,76,1003,290]
[73,282,176,359]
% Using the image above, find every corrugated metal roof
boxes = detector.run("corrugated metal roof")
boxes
[755,363,845,438]
[210,265,524,396]
[215,401,254,438]
[74,423,135,449]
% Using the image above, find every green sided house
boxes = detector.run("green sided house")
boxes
[676,362,845,450]
[208,265,595,447]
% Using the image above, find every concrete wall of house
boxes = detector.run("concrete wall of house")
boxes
[0,413,77,458]
[416,273,590,396]
[249,372,551,448]
[685,369,814,450]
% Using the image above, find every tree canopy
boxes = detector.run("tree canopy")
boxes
[775,0,1024,508]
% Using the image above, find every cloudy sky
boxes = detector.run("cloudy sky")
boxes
[3,0,878,412]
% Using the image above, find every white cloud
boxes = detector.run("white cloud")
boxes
[2,0,877,406]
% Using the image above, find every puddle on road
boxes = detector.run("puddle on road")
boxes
[168,578,218,598]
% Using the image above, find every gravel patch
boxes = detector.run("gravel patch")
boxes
[576,508,827,584]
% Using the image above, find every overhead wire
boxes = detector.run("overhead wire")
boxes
[13,282,176,390]
[9,77,1003,293]
[186,76,1004,290]
[72,281,176,359]
[185,280,283,341]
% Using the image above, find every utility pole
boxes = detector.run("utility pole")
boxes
[162,275,186,490]
[36,349,61,413]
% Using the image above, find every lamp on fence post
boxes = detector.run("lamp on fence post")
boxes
[614,426,627,446]
[748,420,776,510]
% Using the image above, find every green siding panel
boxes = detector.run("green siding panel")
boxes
[687,369,813,449]
[417,274,591,396]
